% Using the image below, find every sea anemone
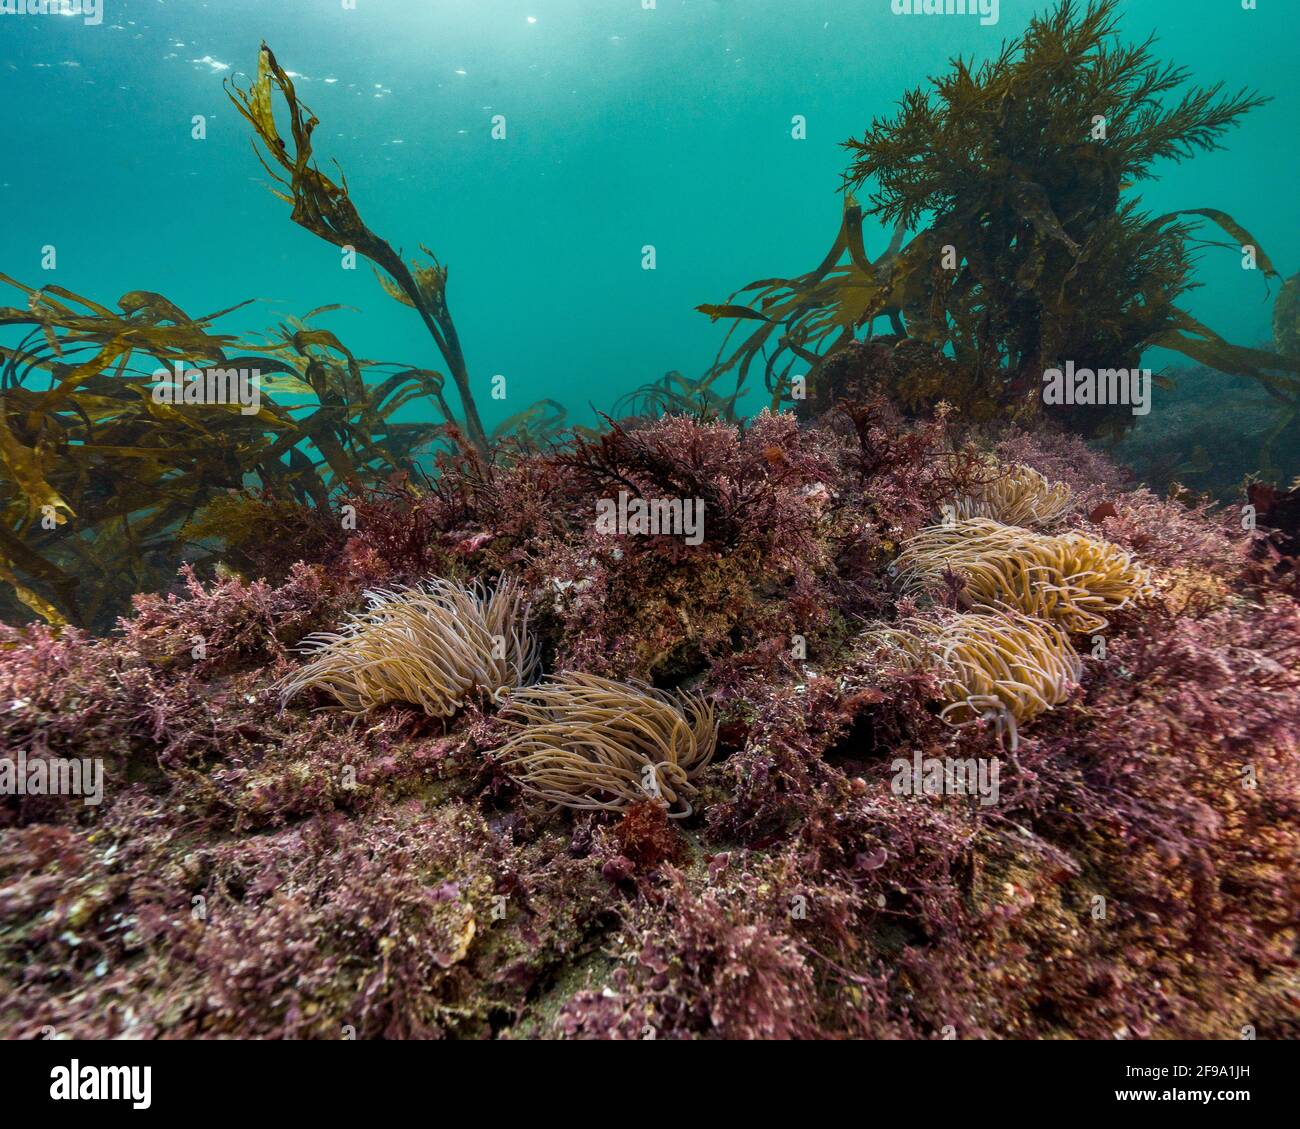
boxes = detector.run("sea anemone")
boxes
[894,517,1154,633]
[495,672,717,817]
[865,610,1083,749]
[278,576,539,716]
[953,461,1073,527]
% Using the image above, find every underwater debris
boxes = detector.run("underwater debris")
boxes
[496,672,717,817]
[864,610,1083,750]
[953,461,1074,527]
[278,576,539,716]
[894,516,1154,633]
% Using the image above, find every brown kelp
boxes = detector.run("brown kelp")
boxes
[697,198,907,413]
[1,41,584,628]
[701,0,1300,440]
[226,44,577,457]
[615,369,747,424]
[3,13,1298,1045]
[0,276,448,628]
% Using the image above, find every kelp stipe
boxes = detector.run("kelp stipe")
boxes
[226,44,571,458]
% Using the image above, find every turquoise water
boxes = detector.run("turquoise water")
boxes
[2,0,1297,434]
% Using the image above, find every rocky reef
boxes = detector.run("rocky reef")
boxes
[2,402,1296,1040]
[2,0,1297,1041]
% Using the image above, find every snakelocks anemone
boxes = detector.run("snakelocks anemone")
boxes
[278,576,540,716]
[865,610,1083,751]
[953,461,1074,528]
[495,672,717,817]
[894,517,1154,633]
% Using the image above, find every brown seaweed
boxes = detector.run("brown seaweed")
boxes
[0,276,448,627]
[226,44,492,455]
[702,0,1300,443]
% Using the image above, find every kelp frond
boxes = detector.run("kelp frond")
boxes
[695,198,909,411]
[496,673,717,817]
[0,276,450,628]
[614,370,745,424]
[490,398,570,450]
[278,576,540,716]
[226,44,490,453]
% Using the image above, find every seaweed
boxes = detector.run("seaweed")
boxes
[3,405,1297,1040]
[702,0,1300,443]
[696,199,906,413]
[3,13,1299,1046]
[225,45,495,453]
[0,276,447,628]
[0,42,585,627]
[490,399,570,450]
[614,370,746,424]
